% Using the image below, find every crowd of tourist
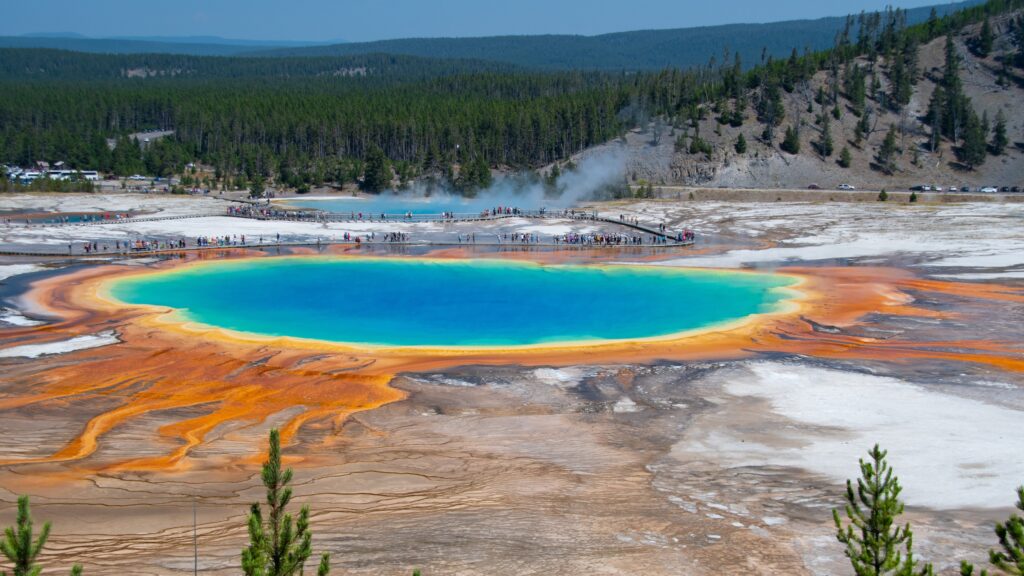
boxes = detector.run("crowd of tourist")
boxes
[502,232,541,244]
[75,238,190,254]
[195,234,252,247]
[481,206,525,217]
[555,233,641,246]
[676,230,696,242]
[25,201,696,256]
[226,205,327,221]
[381,232,410,243]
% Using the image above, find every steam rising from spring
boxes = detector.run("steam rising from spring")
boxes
[387,146,628,211]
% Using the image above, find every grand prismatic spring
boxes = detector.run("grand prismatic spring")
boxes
[105,257,798,347]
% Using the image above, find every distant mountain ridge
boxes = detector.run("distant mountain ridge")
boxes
[106,35,338,47]
[0,33,341,56]
[0,36,266,56]
[248,0,983,70]
[0,0,983,67]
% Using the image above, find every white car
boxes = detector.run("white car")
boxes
[980,186,999,193]
[933,186,943,192]
[837,184,856,190]
[948,186,958,192]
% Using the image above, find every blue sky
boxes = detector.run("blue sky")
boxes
[3,0,946,43]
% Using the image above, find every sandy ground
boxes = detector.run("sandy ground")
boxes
[0,193,1022,575]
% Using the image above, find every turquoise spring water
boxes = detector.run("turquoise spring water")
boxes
[107,258,797,347]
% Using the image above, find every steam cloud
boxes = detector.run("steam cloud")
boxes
[380,146,628,212]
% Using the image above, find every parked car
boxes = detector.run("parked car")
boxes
[837,183,856,190]
[922,185,932,191]
[807,183,821,190]
[933,186,943,192]
[1001,186,1010,192]
[948,186,958,192]
[961,186,971,192]
[980,186,999,193]
[1012,186,1021,193]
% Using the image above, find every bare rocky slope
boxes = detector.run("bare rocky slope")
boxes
[583,14,1024,191]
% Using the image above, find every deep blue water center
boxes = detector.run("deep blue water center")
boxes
[108,258,796,347]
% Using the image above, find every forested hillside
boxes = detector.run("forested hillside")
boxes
[612,4,1024,189]
[0,49,520,81]
[0,71,631,190]
[0,0,1020,194]
[252,1,978,71]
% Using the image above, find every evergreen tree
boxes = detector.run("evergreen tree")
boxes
[978,18,995,57]
[361,145,392,193]
[855,109,872,148]
[474,155,493,190]
[689,134,712,156]
[961,486,1024,576]
[781,124,801,154]
[878,189,889,202]
[818,116,835,157]
[734,133,747,154]
[990,487,1024,575]
[960,109,988,169]
[249,177,265,199]
[846,64,868,117]
[545,163,561,195]
[457,155,492,196]
[834,445,933,576]
[931,34,971,142]
[1,496,82,576]
[909,191,918,203]
[927,7,940,36]
[889,37,919,112]
[839,146,853,168]
[876,125,899,174]
[992,110,1009,156]
[1018,16,1024,69]
[242,429,330,576]
[674,133,687,153]
[756,81,786,140]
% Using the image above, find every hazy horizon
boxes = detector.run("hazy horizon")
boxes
[2,0,953,44]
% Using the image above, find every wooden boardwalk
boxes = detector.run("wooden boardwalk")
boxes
[0,210,695,258]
